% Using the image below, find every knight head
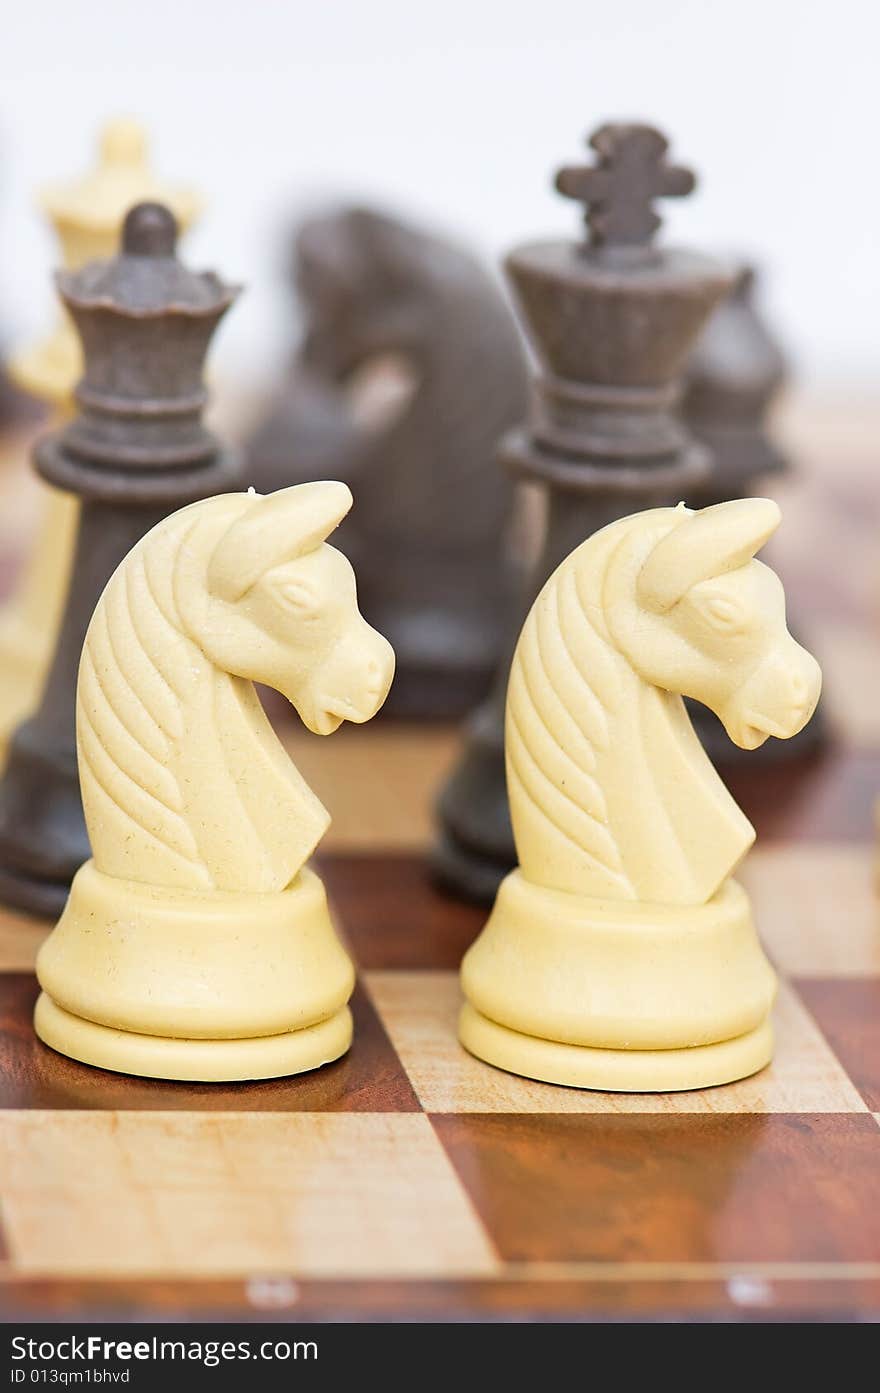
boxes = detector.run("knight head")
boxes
[193,481,394,735]
[295,209,407,377]
[604,498,821,749]
[295,207,453,380]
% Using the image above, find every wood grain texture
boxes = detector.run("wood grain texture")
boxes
[795,979,880,1110]
[0,1111,498,1277]
[432,1113,880,1264]
[321,853,485,968]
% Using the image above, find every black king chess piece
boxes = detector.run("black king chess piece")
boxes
[0,203,239,918]
[433,122,735,903]
[682,263,824,761]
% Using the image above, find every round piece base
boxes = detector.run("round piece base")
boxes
[459,1004,773,1093]
[34,993,353,1083]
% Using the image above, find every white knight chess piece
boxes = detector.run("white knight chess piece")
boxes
[35,481,395,1082]
[460,498,821,1091]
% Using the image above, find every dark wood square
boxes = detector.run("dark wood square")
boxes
[432,1113,880,1263]
[796,978,880,1111]
[321,852,485,969]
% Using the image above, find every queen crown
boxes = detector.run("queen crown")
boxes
[53,202,239,475]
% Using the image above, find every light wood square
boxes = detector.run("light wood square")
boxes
[741,843,880,976]
[282,721,458,852]
[0,911,49,973]
[0,1111,498,1278]
[366,971,866,1115]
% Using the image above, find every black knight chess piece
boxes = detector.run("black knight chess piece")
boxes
[0,203,239,918]
[434,122,734,902]
[246,206,529,718]
[682,263,825,761]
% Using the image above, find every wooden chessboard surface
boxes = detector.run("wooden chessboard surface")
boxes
[0,397,878,1323]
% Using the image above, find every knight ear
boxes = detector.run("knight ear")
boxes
[207,481,353,602]
[637,498,781,613]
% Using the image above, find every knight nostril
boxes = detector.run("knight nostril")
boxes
[790,671,808,699]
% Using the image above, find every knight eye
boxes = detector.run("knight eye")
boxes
[703,596,747,631]
[276,580,322,618]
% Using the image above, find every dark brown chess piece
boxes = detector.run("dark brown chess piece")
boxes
[0,202,239,918]
[682,263,824,761]
[684,265,787,491]
[246,206,529,718]
[433,122,734,903]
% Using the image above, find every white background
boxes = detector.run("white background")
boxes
[1,0,877,397]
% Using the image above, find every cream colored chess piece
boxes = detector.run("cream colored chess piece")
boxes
[34,482,394,1081]
[0,119,200,764]
[460,499,821,1092]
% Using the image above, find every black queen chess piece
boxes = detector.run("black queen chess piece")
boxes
[0,202,239,918]
[0,120,203,769]
[434,121,735,903]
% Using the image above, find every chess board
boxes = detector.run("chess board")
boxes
[0,400,878,1324]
